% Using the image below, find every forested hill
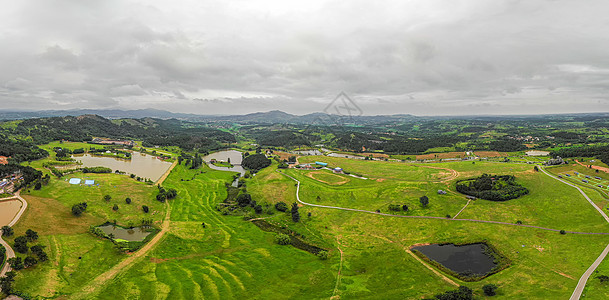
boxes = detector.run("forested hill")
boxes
[0,115,236,152]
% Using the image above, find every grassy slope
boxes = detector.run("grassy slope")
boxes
[91,164,335,299]
[9,154,609,299]
[10,172,163,297]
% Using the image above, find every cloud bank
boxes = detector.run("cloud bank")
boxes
[1,0,608,115]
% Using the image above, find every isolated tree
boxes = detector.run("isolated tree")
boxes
[291,202,300,222]
[402,205,409,211]
[142,205,149,213]
[25,229,38,242]
[165,188,178,199]
[419,195,429,207]
[275,233,291,245]
[7,257,23,270]
[533,166,539,172]
[37,251,49,262]
[103,195,112,202]
[482,284,498,296]
[72,202,88,216]
[125,197,132,204]
[30,244,45,256]
[24,256,38,268]
[254,205,263,214]
[317,250,328,260]
[156,193,167,202]
[275,201,288,212]
[560,230,566,235]
[597,275,609,283]
[1,225,14,237]
[389,204,401,211]
[113,204,119,211]
[13,236,29,254]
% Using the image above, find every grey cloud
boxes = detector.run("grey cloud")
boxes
[1,0,609,115]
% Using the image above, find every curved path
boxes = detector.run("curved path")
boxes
[538,167,609,300]
[278,171,609,235]
[0,192,28,280]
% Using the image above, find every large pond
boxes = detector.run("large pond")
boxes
[98,224,152,242]
[72,152,172,182]
[203,150,245,175]
[412,243,498,276]
[327,153,366,160]
[0,200,21,226]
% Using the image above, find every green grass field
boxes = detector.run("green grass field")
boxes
[9,153,609,299]
[9,171,165,297]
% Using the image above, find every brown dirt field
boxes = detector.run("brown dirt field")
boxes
[360,152,389,159]
[15,196,103,235]
[576,160,609,173]
[306,171,350,185]
[416,152,466,160]
[274,151,296,161]
[474,151,506,157]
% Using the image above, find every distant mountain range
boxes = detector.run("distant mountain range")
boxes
[1,108,608,124]
[0,108,417,124]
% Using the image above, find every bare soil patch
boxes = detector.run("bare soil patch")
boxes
[416,152,466,160]
[474,151,507,157]
[306,171,350,185]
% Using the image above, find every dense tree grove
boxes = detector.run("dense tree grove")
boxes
[0,164,42,187]
[1,115,235,153]
[250,130,311,147]
[0,138,48,162]
[242,154,271,171]
[2,225,14,237]
[551,145,609,166]
[487,139,526,152]
[0,271,17,294]
[456,174,529,201]
[82,167,112,173]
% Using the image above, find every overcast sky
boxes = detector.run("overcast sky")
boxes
[1,0,609,116]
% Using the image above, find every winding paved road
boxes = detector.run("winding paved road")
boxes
[0,191,28,279]
[281,168,609,299]
[278,170,609,235]
[538,167,609,300]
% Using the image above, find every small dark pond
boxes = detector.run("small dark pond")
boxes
[412,243,497,276]
[98,224,151,242]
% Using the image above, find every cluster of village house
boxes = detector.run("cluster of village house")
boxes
[0,174,22,194]
[295,161,344,173]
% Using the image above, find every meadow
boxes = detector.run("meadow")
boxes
[8,153,609,299]
[9,171,164,297]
